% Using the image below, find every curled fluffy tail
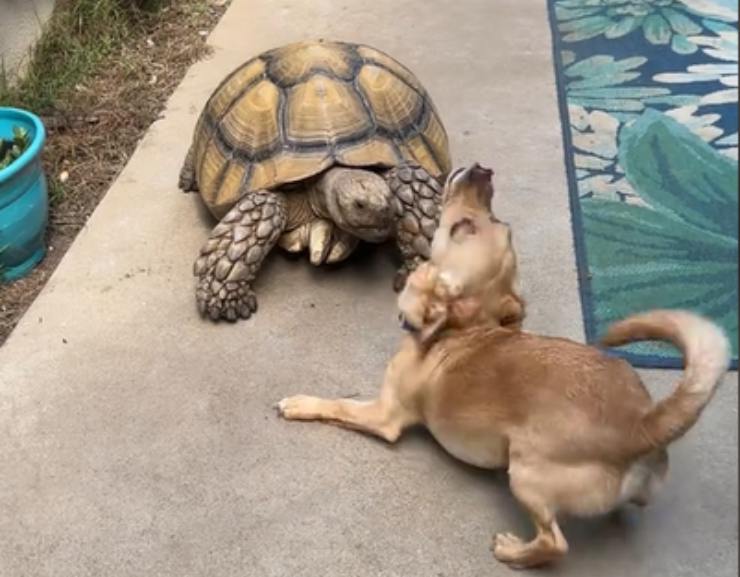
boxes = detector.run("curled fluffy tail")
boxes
[602,310,731,453]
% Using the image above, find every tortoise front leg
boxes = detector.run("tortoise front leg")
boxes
[194,190,287,321]
[384,164,443,291]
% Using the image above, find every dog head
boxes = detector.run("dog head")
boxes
[430,163,525,332]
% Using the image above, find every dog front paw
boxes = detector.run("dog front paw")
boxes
[276,395,321,420]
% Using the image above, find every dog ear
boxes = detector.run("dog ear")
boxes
[419,309,449,347]
[497,292,525,328]
[413,261,439,291]
[487,240,525,328]
[419,295,483,346]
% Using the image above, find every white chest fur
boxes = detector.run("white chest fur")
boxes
[427,423,509,469]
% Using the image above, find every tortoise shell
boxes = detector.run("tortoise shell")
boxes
[191,40,451,217]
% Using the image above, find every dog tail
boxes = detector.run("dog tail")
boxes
[601,310,731,453]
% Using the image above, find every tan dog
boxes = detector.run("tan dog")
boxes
[277,164,731,569]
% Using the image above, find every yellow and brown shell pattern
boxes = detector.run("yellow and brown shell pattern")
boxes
[190,40,451,217]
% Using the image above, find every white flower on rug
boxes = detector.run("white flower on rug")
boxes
[569,104,643,204]
[681,0,736,22]
[665,105,738,159]
[654,19,738,158]
[653,19,737,105]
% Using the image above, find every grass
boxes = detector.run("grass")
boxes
[0,0,215,210]
[0,0,226,342]
[0,0,167,111]
[0,126,31,170]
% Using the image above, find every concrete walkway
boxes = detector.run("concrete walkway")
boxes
[0,0,56,85]
[0,1,736,576]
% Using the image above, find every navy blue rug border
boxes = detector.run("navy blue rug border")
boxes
[545,0,738,371]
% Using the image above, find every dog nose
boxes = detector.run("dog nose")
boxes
[469,163,493,182]
[447,163,494,188]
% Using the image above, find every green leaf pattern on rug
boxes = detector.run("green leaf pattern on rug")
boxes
[653,18,738,107]
[556,0,733,52]
[552,0,738,366]
[564,54,699,111]
[582,109,738,356]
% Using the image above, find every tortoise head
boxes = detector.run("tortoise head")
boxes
[314,167,394,242]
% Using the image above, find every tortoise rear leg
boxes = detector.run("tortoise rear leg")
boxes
[384,164,443,291]
[179,146,198,192]
[194,190,287,321]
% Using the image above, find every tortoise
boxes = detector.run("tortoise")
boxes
[180,40,451,321]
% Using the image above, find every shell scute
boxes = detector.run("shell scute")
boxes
[189,40,450,215]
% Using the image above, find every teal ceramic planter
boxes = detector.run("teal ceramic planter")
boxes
[0,107,48,281]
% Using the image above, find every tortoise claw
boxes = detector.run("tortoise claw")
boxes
[197,276,258,322]
[308,219,333,265]
[393,266,411,292]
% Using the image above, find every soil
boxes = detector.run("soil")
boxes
[0,1,229,346]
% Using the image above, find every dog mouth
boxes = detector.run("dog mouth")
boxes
[446,166,467,186]
[398,314,420,334]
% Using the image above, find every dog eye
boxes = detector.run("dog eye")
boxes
[450,217,476,238]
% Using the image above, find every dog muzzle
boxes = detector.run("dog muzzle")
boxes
[399,314,420,334]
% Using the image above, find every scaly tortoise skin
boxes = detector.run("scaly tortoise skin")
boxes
[180,40,451,322]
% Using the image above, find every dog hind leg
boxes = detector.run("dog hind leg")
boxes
[492,464,569,569]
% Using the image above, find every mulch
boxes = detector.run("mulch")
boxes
[0,1,228,345]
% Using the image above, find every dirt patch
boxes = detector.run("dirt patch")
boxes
[0,1,229,345]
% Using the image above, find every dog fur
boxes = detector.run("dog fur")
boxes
[277,164,731,569]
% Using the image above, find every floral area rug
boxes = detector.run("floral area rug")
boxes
[548,0,738,368]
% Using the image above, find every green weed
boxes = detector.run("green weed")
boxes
[0,126,31,170]
[0,0,169,112]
